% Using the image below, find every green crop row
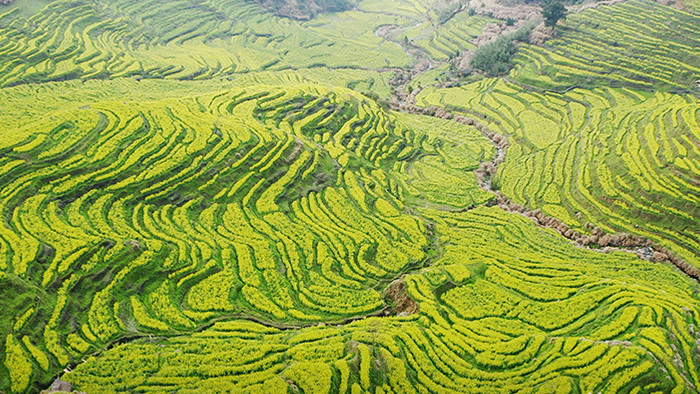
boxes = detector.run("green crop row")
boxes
[0,0,416,88]
[58,207,700,393]
[411,13,497,61]
[417,78,700,270]
[512,0,699,92]
[0,0,696,390]
[0,82,496,391]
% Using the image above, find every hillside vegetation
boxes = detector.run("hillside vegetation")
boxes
[65,206,700,392]
[0,0,698,392]
[0,0,410,86]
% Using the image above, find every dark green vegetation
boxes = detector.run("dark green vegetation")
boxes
[0,0,698,392]
[541,0,566,27]
[470,35,518,76]
[469,24,533,76]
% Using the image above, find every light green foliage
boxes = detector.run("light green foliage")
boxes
[21,337,49,372]
[411,13,496,61]
[396,113,494,209]
[284,362,333,393]
[0,0,411,87]
[4,334,32,393]
[130,296,170,331]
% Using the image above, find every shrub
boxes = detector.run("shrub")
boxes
[470,23,534,76]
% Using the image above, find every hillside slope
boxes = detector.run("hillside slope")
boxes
[0,0,698,392]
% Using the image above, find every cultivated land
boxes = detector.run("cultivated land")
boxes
[0,0,698,392]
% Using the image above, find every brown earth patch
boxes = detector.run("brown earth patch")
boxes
[384,279,419,316]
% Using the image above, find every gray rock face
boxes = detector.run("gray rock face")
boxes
[48,379,72,393]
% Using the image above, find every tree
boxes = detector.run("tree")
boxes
[542,0,566,27]
[469,23,534,76]
[470,36,516,76]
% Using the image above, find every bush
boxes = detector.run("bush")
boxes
[470,23,534,76]
[470,37,516,76]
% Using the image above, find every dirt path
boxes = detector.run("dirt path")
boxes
[352,0,700,282]
[386,69,700,281]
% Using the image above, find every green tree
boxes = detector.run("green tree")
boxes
[542,0,566,27]
[470,37,516,76]
[469,23,534,76]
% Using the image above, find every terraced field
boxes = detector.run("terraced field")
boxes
[0,82,496,391]
[59,207,700,392]
[512,0,700,92]
[0,71,394,130]
[405,13,498,61]
[416,0,700,269]
[3,78,699,392]
[417,79,700,269]
[0,0,699,391]
[0,0,413,87]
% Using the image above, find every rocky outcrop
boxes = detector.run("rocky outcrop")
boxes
[529,22,555,45]
[468,0,541,22]
[41,379,85,394]
[255,0,354,20]
[384,279,419,316]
